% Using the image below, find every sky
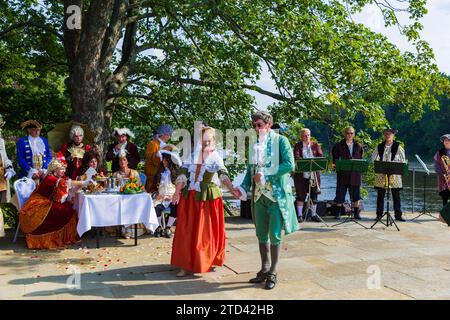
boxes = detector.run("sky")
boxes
[252,0,450,109]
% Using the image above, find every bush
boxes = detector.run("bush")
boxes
[0,202,18,228]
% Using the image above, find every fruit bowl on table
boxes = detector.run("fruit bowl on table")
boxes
[119,177,145,194]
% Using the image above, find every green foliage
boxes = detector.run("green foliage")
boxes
[0,203,18,229]
[0,0,449,158]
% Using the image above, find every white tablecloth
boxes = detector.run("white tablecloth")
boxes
[76,192,159,237]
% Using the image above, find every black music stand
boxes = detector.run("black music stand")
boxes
[296,157,329,227]
[411,154,439,222]
[370,161,406,231]
[332,159,369,229]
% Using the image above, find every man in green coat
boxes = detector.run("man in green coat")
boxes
[235,111,298,290]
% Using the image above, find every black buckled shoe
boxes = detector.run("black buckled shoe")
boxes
[264,273,277,290]
[249,271,268,283]
[395,216,406,222]
[332,205,341,219]
[154,227,162,237]
[297,216,303,223]
[311,215,321,223]
[164,227,173,238]
[354,208,362,220]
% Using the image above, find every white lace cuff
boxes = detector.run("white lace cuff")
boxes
[60,194,68,204]
[27,168,39,178]
[236,186,248,201]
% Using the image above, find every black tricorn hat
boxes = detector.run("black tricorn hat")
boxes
[383,128,398,135]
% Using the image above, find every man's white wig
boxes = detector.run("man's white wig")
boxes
[70,125,84,139]
[113,127,135,139]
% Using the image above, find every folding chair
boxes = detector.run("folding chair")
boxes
[139,172,147,188]
[13,177,36,242]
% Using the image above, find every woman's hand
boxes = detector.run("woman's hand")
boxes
[172,192,180,205]
[231,188,242,199]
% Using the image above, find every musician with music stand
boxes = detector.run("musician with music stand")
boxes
[295,157,329,226]
[411,154,439,222]
[332,159,369,228]
[371,161,407,231]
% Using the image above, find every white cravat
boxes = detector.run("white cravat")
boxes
[347,141,354,157]
[302,142,313,179]
[255,135,267,166]
[28,136,46,156]
[158,138,167,149]
[156,138,167,160]
[113,141,128,157]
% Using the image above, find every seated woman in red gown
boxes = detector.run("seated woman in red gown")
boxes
[171,127,237,276]
[19,156,87,249]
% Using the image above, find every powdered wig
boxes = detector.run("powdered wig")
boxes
[70,125,84,140]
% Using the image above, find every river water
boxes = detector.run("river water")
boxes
[230,161,444,213]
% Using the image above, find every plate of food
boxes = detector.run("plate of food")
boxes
[83,181,105,194]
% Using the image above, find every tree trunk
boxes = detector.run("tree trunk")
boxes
[64,0,117,160]
[68,72,110,159]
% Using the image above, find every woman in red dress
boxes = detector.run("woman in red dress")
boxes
[171,127,237,276]
[19,156,87,249]
[59,125,92,180]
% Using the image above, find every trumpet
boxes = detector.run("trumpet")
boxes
[441,155,450,189]
[310,170,321,193]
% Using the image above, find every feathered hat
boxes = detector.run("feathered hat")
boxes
[160,149,182,167]
[113,127,135,139]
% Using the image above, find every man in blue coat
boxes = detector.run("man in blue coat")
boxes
[16,120,52,181]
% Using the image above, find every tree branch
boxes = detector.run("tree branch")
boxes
[0,21,64,42]
[100,0,129,72]
[111,93,182,127]
[64,0,83,70]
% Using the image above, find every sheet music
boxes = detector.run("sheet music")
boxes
[415,154,430,175]
[85,167,97,180]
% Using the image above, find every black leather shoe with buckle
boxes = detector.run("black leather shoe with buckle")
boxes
[264,273,277,290]
[249,271,268,283]
[164,227,173,238]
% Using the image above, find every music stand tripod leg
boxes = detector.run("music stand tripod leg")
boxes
[332,185,368,229]
[371,179,400,231]
[386,188,400,230]
[411,173,439,222]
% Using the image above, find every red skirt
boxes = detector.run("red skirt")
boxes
[171,190,226,273]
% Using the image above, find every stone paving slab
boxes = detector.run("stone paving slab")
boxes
[1,212,450,299]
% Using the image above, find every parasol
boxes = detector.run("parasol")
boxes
[47,121,95,152]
